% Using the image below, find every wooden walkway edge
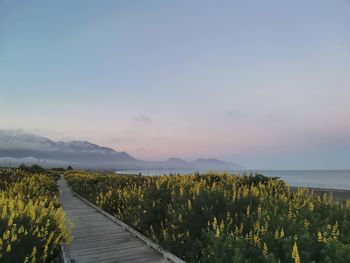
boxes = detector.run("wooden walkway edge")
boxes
[58,176,185,263]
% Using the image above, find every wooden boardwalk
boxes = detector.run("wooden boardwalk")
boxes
[58,177,184,263]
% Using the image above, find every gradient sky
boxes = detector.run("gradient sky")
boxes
[1,0,350,169]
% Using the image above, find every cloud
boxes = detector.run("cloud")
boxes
[133,115,153,124]
[0,129,53,151]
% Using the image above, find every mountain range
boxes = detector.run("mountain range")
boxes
[0,130,241,171]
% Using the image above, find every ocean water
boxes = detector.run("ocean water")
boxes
[260,170,350,190]
[116,170,350,190]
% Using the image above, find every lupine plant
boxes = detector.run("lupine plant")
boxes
[65,171,350,262]
[0,169,71,263]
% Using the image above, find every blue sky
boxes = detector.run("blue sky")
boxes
[1,0,350,169]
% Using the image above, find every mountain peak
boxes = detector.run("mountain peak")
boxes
[0,130,137,169]
[0,130,241,170]
[191,158,239,170]
[192,158,232,164]
[166,157,188,163]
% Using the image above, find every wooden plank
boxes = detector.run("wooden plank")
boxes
[58,177,185,263]
[73,248,161,263]
[70,241,140,251]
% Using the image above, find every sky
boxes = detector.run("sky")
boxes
[1,0,350,169]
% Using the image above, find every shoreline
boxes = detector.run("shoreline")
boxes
[291,186,350,202]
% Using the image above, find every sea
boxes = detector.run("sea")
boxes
[116,170,350,190]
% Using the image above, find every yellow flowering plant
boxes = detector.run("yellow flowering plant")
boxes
[65,171,350,262]
[0,169,71,263]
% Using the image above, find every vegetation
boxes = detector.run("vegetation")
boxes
[0,168,71,263]
[65,171,350,263]
[19,164,46,174]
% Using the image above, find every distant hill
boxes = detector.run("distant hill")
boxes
[150,157,240,170]
[0,130,241,171]
[191,158,239,170]
[0,130,139,169]
[163,157,191,168]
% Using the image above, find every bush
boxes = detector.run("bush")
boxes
[18,164,45,174]
[65,171,350,262]
[0,169,71,262]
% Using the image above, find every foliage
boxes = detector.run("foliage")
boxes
[51,168,66,172]
[65,171,350,263]
[19,164,45,174]
[0,169,71,263]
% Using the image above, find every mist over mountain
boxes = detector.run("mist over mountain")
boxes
[0,130,240,170]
